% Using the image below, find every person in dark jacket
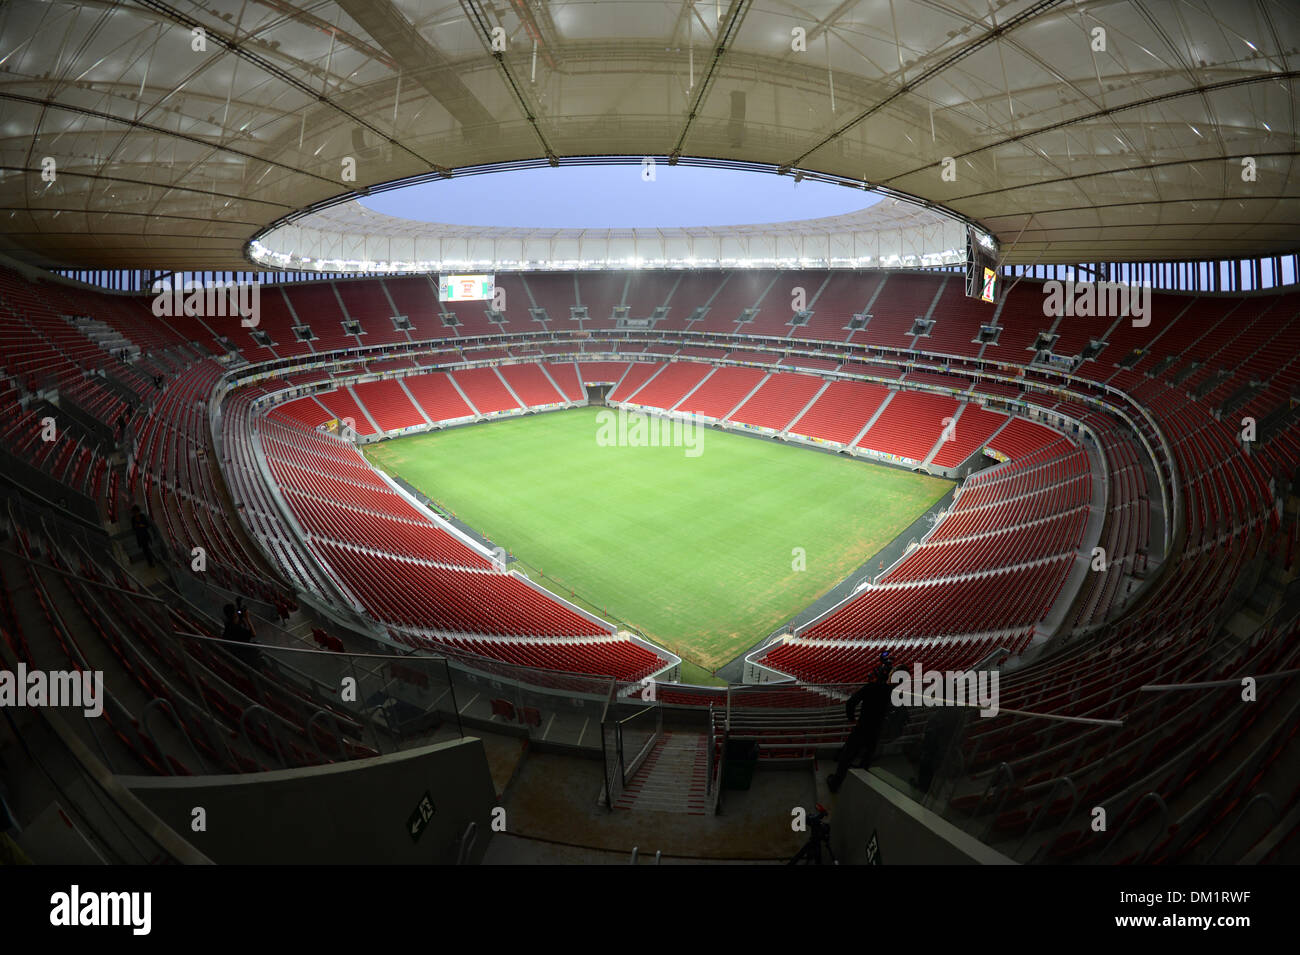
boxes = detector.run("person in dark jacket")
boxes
[222,602,261,669]
[827,651,898,794]
[130,505,155,567]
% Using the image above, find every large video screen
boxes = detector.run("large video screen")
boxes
[966,228,999,303]
[439,274,495,302]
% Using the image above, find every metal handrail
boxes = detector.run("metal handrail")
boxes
[617,702,661,787]
[617,704,656,726]
[456,821,478,865]
[977,762,1017,842]
[599,721,616,811]
[706,704,715,798]
[1017,775,1078,860]
[142,697,210,775]
[1099,791,1169,864]
[0,542,167,602]
[239,704,288,770]
[716,706,729,816]
[616,723,625,788]
[1206,793,1279,864]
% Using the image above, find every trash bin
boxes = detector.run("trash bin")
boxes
[723,740,760,790]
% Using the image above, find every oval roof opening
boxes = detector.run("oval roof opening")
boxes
[358,161,882,230]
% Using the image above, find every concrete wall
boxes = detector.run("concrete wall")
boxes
[831,769,1015,865]
[121,736,496,864]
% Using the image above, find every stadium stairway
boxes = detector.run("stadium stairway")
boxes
[614,731,710,814]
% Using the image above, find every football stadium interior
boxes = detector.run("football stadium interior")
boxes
[0,0,1298,871]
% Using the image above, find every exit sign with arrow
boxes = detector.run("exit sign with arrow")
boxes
[407,791,436,843]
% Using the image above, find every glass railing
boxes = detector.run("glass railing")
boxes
[182,636,627,764]
[599,685,663,810]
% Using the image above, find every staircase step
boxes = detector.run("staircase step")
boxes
[614,731,712,814]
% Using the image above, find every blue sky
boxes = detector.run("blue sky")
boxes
[359,162,880,229]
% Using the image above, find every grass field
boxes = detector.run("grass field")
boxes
[364,407,951,676]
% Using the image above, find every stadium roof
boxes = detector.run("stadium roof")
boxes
[0,0,1296,272]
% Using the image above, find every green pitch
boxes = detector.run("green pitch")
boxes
[364,407,951,676]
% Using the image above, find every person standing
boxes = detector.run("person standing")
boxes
[827,651,897,794]
[222,602,261,669]
[130,505,155,567]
